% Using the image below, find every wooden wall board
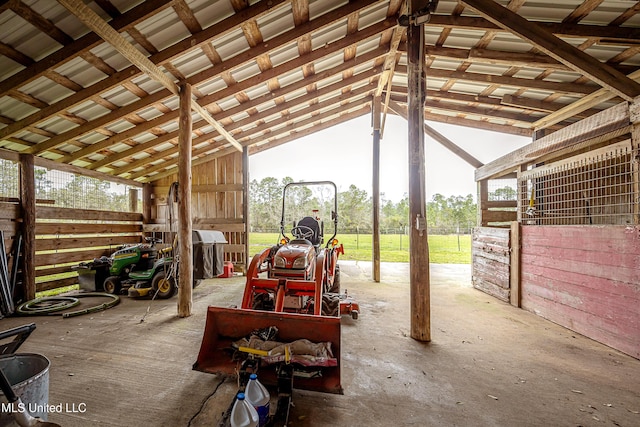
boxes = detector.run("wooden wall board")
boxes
[520,225,640,359]
[35,235,140,251]
[472,227,511,302]
[35,249,112,267]
[36,223,142,234]
[522,290,638,359]
[150,151,246,268]
[37,206,142,222]
[37,277,78,292]
[0,202,20,219]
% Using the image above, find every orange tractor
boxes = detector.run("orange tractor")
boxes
[194,181,359,423]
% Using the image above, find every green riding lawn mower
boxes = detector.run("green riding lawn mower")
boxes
[79,237,177,299]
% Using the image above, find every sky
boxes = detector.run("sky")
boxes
[249,114,530,202]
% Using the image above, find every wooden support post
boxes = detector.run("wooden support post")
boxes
[142,183,152,225]
[177,82,193,318]
[243,145,250,271]
[509,221,521,308]
[477,179,488,227]
[129,188,139,213]
[407,0,430,342]
[372,95,381,283]
[630,97,640,224]
[19,153,36,301]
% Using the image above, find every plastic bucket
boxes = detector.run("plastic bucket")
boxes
[0,353,51,427]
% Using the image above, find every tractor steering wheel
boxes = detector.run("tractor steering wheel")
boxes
[291,225,315,241]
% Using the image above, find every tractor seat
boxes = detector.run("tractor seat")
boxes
[296,216,322,245]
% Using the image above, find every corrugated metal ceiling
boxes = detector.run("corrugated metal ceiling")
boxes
[0,0,638,183]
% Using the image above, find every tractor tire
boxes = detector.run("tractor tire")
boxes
[328,265,340,293]
[152,271,176,299]
[321,293,340,317]
[103,276,122,295]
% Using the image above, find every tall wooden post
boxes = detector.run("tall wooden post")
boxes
[630,97,640,224]
[407,0,430,342]
[142,183,152,225]
[19,153,36,301]
[477,179,488,226]
[509,221,521,307]
[243,145,250,271]
[129,188,139,213]
[177,82,193,317]
[372,95,381,282]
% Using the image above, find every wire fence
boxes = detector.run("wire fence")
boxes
[519,144,637,225]
[0,159,139,212]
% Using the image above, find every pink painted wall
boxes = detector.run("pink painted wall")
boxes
[520,225,640,359]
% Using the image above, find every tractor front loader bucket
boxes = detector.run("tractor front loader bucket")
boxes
[194,306,342,394]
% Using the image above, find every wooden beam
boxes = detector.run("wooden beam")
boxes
[407,0,430,343]
[533,69,640,129]
[427,14,640,44]
[19,153,36,301]
[460,0,640,101]
[475,102,629,181]
[0,0,173,99]
[477,179,488,226]
[387,100,484,168]
[120,88,374,180]
[0,148,141,187]
[249,106,371,155]
[57,0,241,152]
[67,47,386,166]
[242,146,250,271]
[177,82,193,317]
[372,95,381,283]
[631,97,640,225]
[500,94,601,119]
[142,183,152,224]
[0,0,287,141]
[395,65,598,96]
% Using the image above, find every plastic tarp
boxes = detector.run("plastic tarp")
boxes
[192,230,227,278]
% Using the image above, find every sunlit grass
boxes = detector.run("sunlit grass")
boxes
[249,232,471,264]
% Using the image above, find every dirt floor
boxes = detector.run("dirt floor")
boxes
[0,261,638,427]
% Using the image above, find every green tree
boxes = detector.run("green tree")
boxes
[490,186,516,201]
[34,168,52,200]
[338,184,371,232]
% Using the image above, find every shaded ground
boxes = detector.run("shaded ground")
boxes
[0,262,638,426]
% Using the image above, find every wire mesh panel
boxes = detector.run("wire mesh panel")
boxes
[0,159,19,199]
[488,178,517,202]
[519,143,637,225]
[35,167,139,212]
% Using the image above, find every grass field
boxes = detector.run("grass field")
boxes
[249,232,471,264]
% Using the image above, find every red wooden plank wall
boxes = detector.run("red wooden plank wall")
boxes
[521,225,640,359]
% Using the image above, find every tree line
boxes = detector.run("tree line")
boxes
[249,177,478,234]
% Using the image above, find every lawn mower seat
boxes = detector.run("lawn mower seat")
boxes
[297,216,322,245]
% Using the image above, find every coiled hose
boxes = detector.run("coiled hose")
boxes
[16,292,120,318]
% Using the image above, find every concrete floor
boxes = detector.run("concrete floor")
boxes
[1,262,638,426]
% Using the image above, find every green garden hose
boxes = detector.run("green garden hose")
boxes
[16,296,80,315]
[16,292,120,317]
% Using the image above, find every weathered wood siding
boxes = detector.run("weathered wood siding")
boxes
[472,227,511,302]
[0,201,143,293]
[150,151,246,270]
[521,225,640,359]
[35,206,142,291]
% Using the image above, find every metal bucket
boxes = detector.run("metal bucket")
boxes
[0,353,51,427]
